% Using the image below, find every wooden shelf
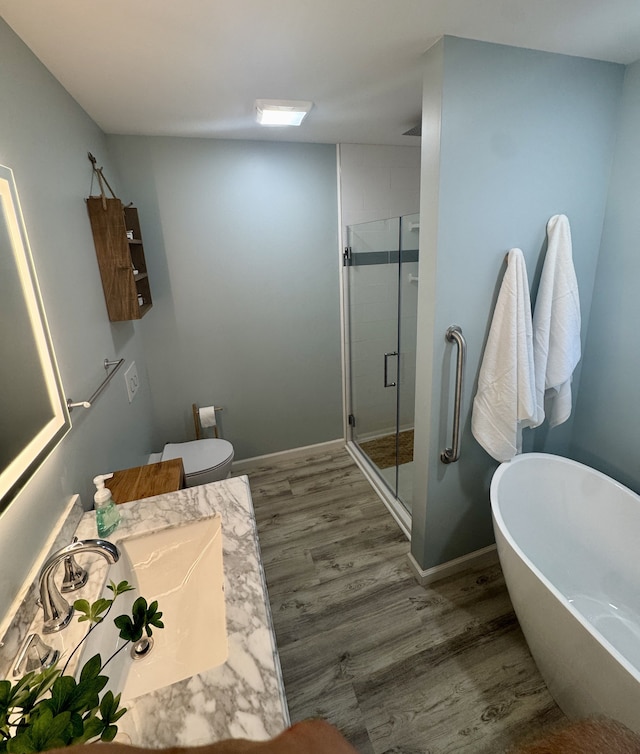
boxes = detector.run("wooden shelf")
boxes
[86,197,153,322]
[106,458,185,505]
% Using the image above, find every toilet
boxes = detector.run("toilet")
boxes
[161,438,234,487]
[150,403,234,487]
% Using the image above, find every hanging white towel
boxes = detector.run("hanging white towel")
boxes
[532,214,581,428]
[472,248,536,462]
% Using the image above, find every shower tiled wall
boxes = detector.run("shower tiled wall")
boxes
[340,144,420,439]
[340,144,421,229]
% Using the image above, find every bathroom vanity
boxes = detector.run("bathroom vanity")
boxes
[0,476,289,746]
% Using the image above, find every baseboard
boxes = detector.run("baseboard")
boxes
[232,439,345,473]
[407,545,498,586]
[354,426,398,443]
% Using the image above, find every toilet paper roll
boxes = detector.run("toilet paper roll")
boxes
[199,405,217,428]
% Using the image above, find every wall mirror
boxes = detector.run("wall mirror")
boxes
[0,164,70,514]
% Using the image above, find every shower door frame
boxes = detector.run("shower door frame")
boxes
[342,215,416,539]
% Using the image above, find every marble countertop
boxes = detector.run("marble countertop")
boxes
[1,476,289,748]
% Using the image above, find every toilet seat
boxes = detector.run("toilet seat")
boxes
[161,439,234,477]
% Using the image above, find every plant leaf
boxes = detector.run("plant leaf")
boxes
[108,580,135,597]
[0,680,11,708]
[21,707,72,750]
[132,597,147,624]
[49,675,76,715]
[99,690,116,719]
[98,691,127,726]
[71,714,104,745]
[41,711,72,747]
[68,675,108,713]
[79,655,102,683]
[144,602,164,636]
[115,612,142,642]
[14,668,60,716]
[69,711,84,738]
[110,706,127,724]
[100,725,118,743]
[92,598,113,619]
[74,597,112,625]
[114,614,140,642]
[113,615,132,632]
[73,599,90,616]
[6,733,36,754]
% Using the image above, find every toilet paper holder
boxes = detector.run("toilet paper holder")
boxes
[192,403,223,439]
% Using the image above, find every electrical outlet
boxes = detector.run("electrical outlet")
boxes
[124,361,139,403]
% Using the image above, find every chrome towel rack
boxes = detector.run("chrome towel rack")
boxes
[67,358,125,412]
[441,326,466,464]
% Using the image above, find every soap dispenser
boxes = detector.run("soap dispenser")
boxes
[93,473,121,537]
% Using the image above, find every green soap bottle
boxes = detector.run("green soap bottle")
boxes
[93,473,121,538]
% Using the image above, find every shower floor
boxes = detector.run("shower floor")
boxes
[358,429,414,469]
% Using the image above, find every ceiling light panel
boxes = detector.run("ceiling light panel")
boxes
[255,99,313,126]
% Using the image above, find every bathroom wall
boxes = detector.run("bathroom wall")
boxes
[0,20,158,617]
[412,37,624,571]
[571,59,640,490]
[106,135,342,460]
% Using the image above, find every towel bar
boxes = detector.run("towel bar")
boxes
[441,326,466,464]
[66,358,125,412]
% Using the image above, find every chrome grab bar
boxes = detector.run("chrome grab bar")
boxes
[441,326,466,464]
[384,351,398,388]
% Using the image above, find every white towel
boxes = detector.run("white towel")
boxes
[472,248,536,462]
[532,214,581,428]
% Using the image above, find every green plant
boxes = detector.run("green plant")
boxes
[0,581,163,753]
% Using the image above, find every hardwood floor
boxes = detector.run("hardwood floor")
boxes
[244,447,565,753]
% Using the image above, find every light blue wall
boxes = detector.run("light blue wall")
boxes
[106,136,342,459]
[412,37,624,570]
[0,20,158,615]
[571,59,640,490]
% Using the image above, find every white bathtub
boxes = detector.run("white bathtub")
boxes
[490,452,640,733]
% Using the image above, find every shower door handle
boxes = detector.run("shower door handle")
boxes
[384,351,398,388]
[441,326,466,464]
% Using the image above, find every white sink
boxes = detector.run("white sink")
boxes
[78,514,227,700]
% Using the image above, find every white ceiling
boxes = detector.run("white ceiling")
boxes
[2,1,640,146]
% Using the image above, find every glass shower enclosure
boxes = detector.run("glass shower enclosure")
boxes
[345,213,419,531]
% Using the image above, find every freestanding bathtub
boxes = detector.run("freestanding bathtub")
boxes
[490,453,640,733]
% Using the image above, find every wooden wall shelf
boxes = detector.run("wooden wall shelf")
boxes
[86,197,153,322]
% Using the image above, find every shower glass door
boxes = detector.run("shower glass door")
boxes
[346,218,400,511]
[346,214,419,517]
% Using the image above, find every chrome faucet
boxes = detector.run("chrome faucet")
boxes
[38,539,120,634]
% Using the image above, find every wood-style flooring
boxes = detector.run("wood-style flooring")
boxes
[245,447,565,753]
